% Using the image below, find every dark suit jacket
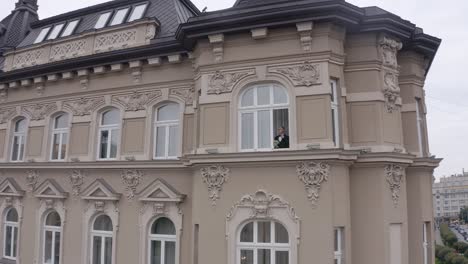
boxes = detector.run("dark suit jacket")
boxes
[274,135,290,148]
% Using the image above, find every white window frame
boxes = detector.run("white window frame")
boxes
[236,221,290,264]
[10,119,27,162]
[423,222,429,264]
[153,104,180,160]
[47,23,65,40]
[61,19,80,37]
[95,12,112,29]
[90,217,113,264]
[3,208,18,260]
[34,27,51,44]
[128,3,148,22]
[415,98,424,157]
[238,84,290,152]
[334,227,344,264]
[148,218,177,264]
[50,114,70,161]
[109,8,130,26]
[42,212,62,264]
[97,109,121,161]
[330,79,340,147]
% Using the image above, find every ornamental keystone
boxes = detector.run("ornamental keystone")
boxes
[201,165,230,206]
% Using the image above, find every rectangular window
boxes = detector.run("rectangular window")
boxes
[109,8,130,26]
[51,131,68,161]
[99,128,119,160]
[128,3,148,22]
[423,222,430,264]
[11,135,25,162]
[389,224,402,264]
[95,12,112,29]
[330,79,340,147]
[61,20,80,37]
[34,27,51,44]
[334,227,344,264]
[47,24,65,40]
[415,98,425,157]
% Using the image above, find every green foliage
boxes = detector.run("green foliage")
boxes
[455,242,468,253]
[446,252,458,263]
[438,246,456,260]
[451,255,467,264]
[460,207,468,223]
[441,223,459,246]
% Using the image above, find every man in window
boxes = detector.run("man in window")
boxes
[274,126,289,149]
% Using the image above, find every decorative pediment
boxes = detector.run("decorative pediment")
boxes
[138,179,185,203]
[81,179,121,201]
[35,179,68,200]
[0,178,25,198]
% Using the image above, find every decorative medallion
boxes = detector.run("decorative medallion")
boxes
[270,61,321,86]
[63,97,105,116]
[22,103,57,121]
[121,169,143,201]
[201,165,230,206]
[379,36,403,69]
[113,91,162,111]
[69,169,87,197]
[296,161,330,207]
[385,164,405,206]
[207,71,250,95]
[26,170,39,192]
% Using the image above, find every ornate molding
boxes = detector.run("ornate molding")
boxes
[68,170,87,197]
[170,87,194,105]
[383,71,401,113]
[0,89,7,102]
[0,108,16,124]
[270,61,321,86]
[11,49,44,70]
[296,22,313,52]
[207,71,250,95]
[95,30,137,53]
[385,164,405,206]
[50,39,88,62]
[26,170,39,192]
[296,161,330,207]
[22,103,57,121]
[201,165,230,206]
[63,97,105,116]
[113,91,162,111]
[208,34,224,63]
[379,36,403,69]
[121,169,143,201]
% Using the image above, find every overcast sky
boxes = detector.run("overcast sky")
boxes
[1,0,466,179]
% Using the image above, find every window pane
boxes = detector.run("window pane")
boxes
[275,222,289,243]
[240,222,254,242]
[276,251,289,264]
[273,109,289,149]
[19,136,24,161]
[52,134,60,160]
[257,249,271,264]
[257,110,271,149]
[155,127,166,158]
[47,24,65,40]
[54,231,61,264]
[94,215,113,231]
[165,241,176,264]
[151,217,176,235]
[5,226,12,257]
[110,130,119,158]
[128,4,147,22]
[95,12,112,29]
[110,8,129,26]
[241,113,254,150]
[61,20,79,37]
[157,104,179,121]
[257,221,271,243]
[15,119,26,132]
[168,125,179,158]
[34,27,51,43]
[100,130,109,159]
[241,88,254,107]
[105,237,112,264]
[44,231,53,263]
[7,209,18,222]
[61,133,68,159]
[93,236,102,264]
[12,226,17,257]
[273,86,288,104]
[257,86,270,106]
[240,250,254,264]
[55,114,69,129]
[12,136,19,161]
[151,240,162,264]
[102,109,120,125]
[334,229,338,251]
[46,212,61,226]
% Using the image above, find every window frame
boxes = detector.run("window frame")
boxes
[46,23,66,40]
[334,227,344,264]
[415,97,424,157]
[148,217,177,264]
[34,27,52,44]
[90,215,114,264]
[50,113,70,162]
[127,3,149,22]
[42,211,62,264]
[153,103,181,160]
[10,118,27,162]
[109,7,130,27]
[238,84,290,152]
[97,108,121,161]
[94,11,113,29]
[61,19,81,37]
[3,208,18,260]
[330,79,340,148]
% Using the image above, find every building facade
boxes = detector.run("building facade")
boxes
[0,0,441,264]
[433,171,468,219]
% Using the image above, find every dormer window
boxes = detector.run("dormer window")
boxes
[47,23,65,40]
[34,27,51,44]
[95,12,112,29]
[61,19,80,37]
[109,8,130,26]
[128,3,148,22]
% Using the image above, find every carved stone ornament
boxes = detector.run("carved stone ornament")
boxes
[296,161,330,207]
[385,164,404,206]
[0,108,16,124]
[379,36,403,68]
[226,190,299,221]
[201,165,230,206]
[69,170,86,196]
[383,72,401,113]
[22,103,57,121]
[63,97,105,116]
[207,71,250,95]
[0,89,7,102]
[270,61,321,86]
[170,87,194,105]
[113,91,162,111]
[121,169,143,201]
[26,170,39,192]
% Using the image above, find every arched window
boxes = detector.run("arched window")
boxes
[149,217,176,264]
[11,118,27,161]
[239,84,289,151]
[98,109,120,160]
[50,113,69,161]
[237,221,289,264]
[91,215,113,264]
[43,211,62,264]
[154,103,180,159]
[3,208,18,260]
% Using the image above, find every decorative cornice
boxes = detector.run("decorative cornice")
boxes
[201,165,230,206]
[121,169,143,201]
[296,161,330,207]
[269,61,321,86]
[207,71,250,95]
[385,164,405,206]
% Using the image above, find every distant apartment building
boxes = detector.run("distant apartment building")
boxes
[433,171,468,218]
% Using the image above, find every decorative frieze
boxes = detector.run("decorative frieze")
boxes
[95,30,137,53]
[296,161,330,207]
[270,61,321,87]
[11,49,44,70]
[26,170,39,192]
[22,103,57,121]
[207,71,251,95]
[379,36,403,69]
[69,170,87,197]
[0,108,16,124]
[63,97,105,116]
[385,164,405,206]
[50,39,88,62]
[121,169,143,201]
[113,91,162,111]
[170,87,194,105]
[201,165,230,206]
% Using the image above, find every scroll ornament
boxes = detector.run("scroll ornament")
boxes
[201,165,230,206]
[121,169,143,201]
[296,161,330,207]
[271,61,320,86]
[207,71,249,95]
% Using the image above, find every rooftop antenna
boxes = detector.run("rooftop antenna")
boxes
[202,7,208,12]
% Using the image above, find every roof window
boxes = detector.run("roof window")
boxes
[128,3,148,22]
[95,12,112,29]
[47,23,65,40]
[61,19,80,37]
[109,8,130,26]
[34,27,51,44]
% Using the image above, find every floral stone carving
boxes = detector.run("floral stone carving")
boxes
[0,108,16,124]
[201,165,230,206]
[121,169,143,201]
[22,103,57,121]
[69,170,87,196]
[296,161,330,207]
[380,36,403,68]
[207,71,250,95]
[270,61,321,86]
[63,97,105,116]
[113,91,162,111]
[383,72,401,113]
[170,87,194,105]
[385,164,404,206]
[26,170,39,192]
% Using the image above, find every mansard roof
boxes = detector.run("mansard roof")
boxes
[0,0,38,51]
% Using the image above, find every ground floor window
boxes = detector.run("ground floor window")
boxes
[91,215,113,264]
[149,217,176,264]
[3,208,18,260]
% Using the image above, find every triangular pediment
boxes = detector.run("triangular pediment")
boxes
[0,178,25,197]
[138,179,185,203]
[82,179,120,201]
[35,179,68,199]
